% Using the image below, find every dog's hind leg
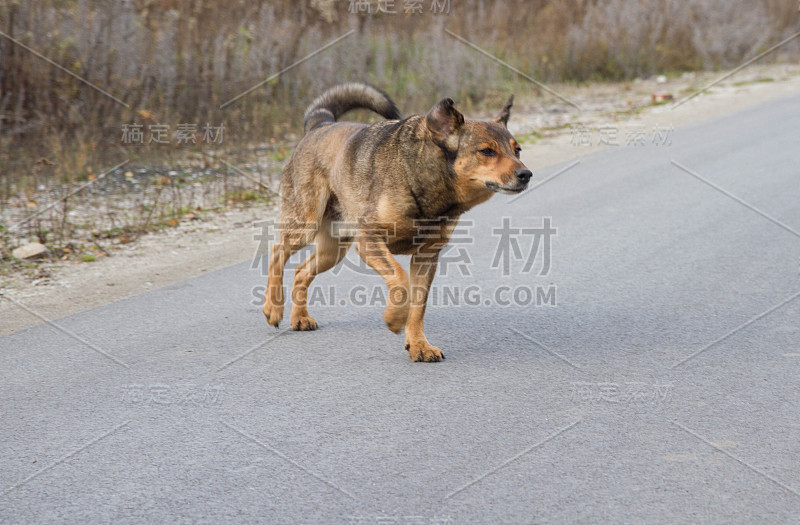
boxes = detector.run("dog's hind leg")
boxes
[355,231,410,334]
[290,222,352,331]
[263,224,316,328]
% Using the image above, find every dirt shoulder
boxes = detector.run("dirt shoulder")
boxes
[506,64,800,168]
[3,64,799,336]
[0,205,273,335]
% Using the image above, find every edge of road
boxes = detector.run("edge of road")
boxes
[2,73,799,337]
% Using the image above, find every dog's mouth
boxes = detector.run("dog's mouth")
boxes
[485,182,528,194]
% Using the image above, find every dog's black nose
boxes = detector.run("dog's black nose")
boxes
[515,169,532,184]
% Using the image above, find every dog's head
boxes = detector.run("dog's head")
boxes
[425,95,532,196]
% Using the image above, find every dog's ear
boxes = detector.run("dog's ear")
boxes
[493,95,514,127]
[426,97,464,148]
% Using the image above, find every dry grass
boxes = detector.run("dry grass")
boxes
[2,0,797,176]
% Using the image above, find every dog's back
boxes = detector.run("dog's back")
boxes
[282,83,403,224]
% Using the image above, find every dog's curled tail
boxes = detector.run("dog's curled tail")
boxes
[303,83,401,134]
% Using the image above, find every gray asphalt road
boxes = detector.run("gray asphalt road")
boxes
[3,93,800,524]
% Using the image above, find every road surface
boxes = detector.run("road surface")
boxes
[2,93,800,523]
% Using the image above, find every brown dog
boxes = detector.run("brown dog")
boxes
[263,83,532,362]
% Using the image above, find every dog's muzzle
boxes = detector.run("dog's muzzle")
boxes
[486,169,533,194]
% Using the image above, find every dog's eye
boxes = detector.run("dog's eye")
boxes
[479,148,496,157]
[514,147,522,157]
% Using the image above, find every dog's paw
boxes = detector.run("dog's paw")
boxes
[404,340,445,362]
[291,315,318,331]
[263,303,284,328]
[384,305,409,333]
[383,289,410,334]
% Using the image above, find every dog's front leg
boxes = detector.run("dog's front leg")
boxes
[356,232,411,333]
[405,253,444,362]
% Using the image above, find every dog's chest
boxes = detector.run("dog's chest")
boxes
[385,215,459,255]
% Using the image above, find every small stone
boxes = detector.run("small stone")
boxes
[652,93,674,103]
[12,242,49,260]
